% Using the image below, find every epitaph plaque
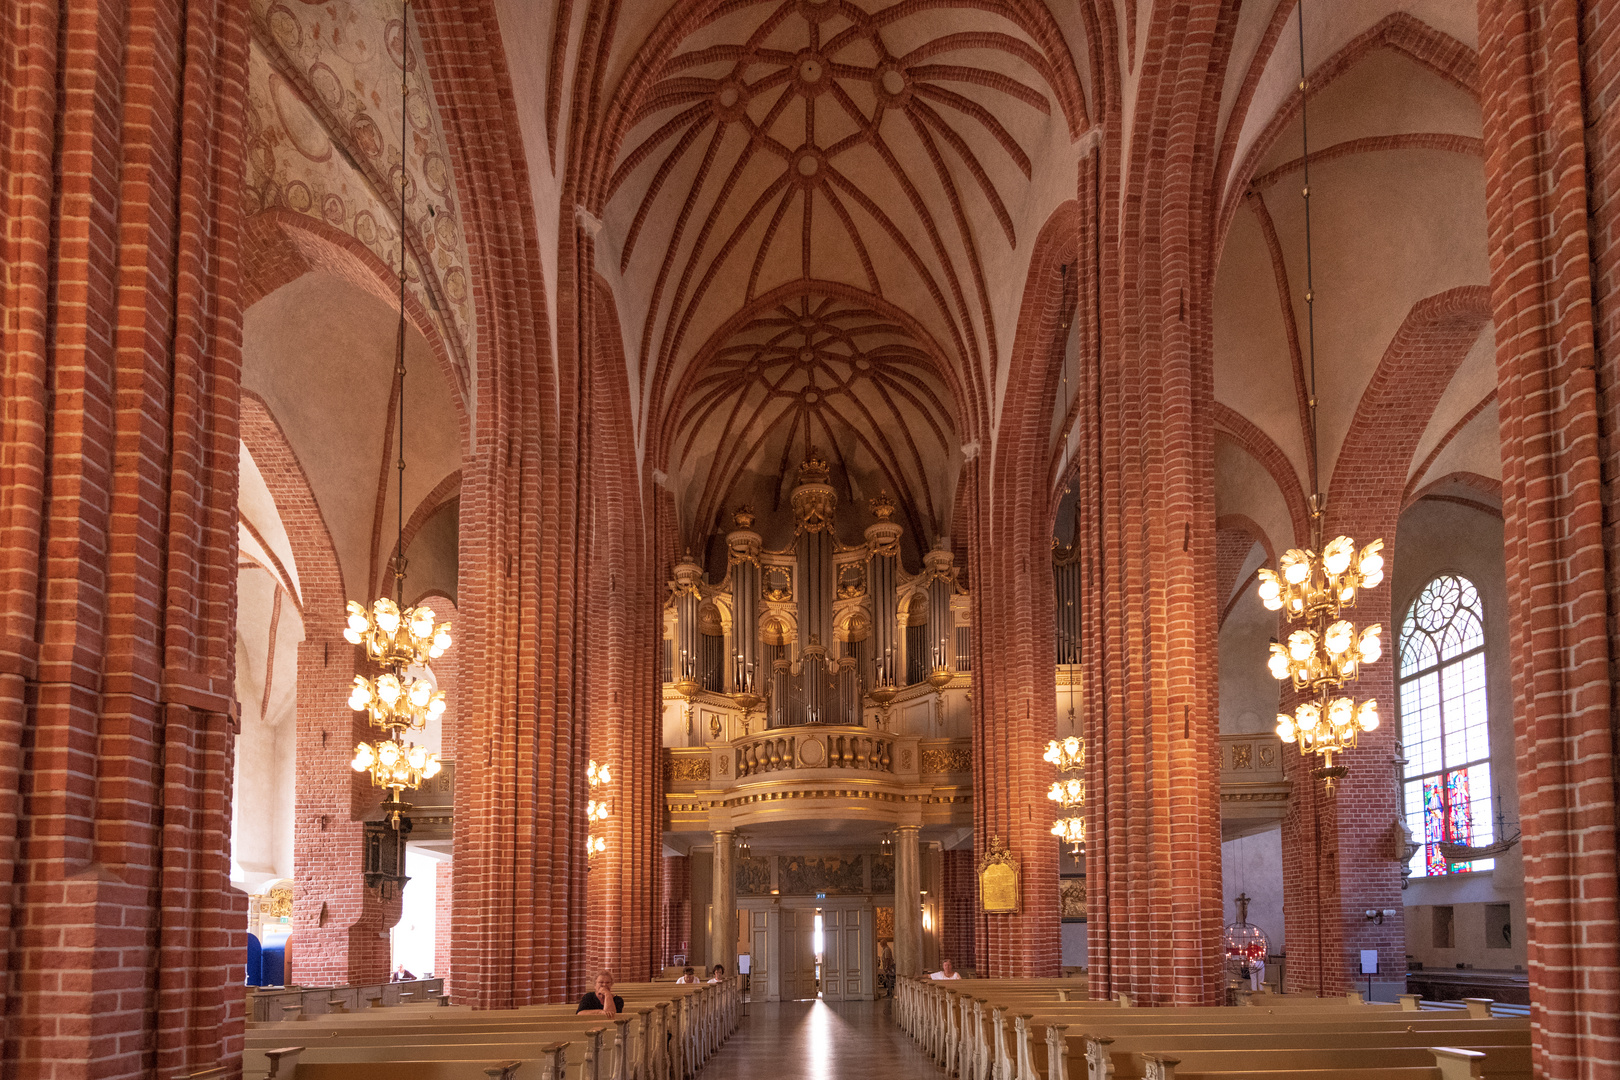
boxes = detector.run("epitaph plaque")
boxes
[977,836,1021,914]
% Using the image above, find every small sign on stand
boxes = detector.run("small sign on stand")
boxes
[1360,949,1379,1002]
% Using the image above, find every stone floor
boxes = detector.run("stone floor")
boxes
[703,998,939,1079]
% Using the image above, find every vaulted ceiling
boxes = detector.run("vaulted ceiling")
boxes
[593,0,1091,550]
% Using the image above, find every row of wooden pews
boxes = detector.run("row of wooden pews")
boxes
[245,977,741,1080]
[893,976,1532,1080]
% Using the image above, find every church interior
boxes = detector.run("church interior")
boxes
[2,0,1617,1076]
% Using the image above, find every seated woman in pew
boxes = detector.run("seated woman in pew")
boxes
[576,970,624,1017]
[929,959,962,980]
[676,967,699,984]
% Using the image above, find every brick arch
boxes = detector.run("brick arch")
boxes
[1215,514,1272,630]
[1327,285,1493,538]
[1212,406,1312,545]
[1402,389,1499,505]
[240,390,402,986]
[239,392,346,623]
[241,208,470,440]
[1217,11,1482,247]
[1403,471,1504,518]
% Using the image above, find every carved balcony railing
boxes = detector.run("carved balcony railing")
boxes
[734,730,895,778]
[665,728,972,832]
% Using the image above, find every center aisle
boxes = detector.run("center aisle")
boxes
[702,998,940,1079]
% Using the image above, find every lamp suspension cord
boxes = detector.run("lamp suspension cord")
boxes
[393,0,410,605]
[1297,0,1321,536]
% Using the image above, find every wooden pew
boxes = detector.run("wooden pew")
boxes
[245,977,739,1080]
[893,976,1530,1080]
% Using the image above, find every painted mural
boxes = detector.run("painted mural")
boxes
[244,1,476,394]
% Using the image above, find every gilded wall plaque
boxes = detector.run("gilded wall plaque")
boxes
[977,836,1021,914]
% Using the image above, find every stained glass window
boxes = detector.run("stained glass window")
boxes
[1399,575,1494,877]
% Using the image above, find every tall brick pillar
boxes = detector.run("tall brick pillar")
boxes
[940,847,976,972]
[660,854,691,969]
[583,276,662,985]
[1476,3,1620,1074]
[415,0,590,1007]
[0,0,250,1072]
[1066,2,1228,1005]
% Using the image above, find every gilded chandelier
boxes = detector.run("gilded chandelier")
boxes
[586,758,611,860]
[345,0,445,814]
[1045,735,1086,855]
[1262,0,1387,790]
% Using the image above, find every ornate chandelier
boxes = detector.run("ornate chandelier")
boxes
[345,0,445,821]
[586,758,611,860]
[1261,0,1385,790]
[1046,631,1086,855]
[1045,735,1086,855]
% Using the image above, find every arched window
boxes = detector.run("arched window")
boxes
[1399,575,1494,877]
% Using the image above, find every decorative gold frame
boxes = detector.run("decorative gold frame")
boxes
[977,835,1021,914]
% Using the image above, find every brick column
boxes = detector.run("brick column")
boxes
[583,277,662,985]
[0,0,250,1072]
[434,861,453,992]
[660,854,691,969]
[940,847,976,973]
[1475,4,1620,1074]
[290,630,401,986]
[414,0,590,1007]
[1064,3,1229,1005]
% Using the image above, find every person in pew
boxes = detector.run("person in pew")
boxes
[676,967,699,984]
[929,959,962,980]
[391,964,416,983]
[576,970,624,1017]
[707,964,726,984]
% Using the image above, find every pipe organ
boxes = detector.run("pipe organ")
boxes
[664,449,966,733]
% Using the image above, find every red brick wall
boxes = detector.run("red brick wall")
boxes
[0,0,251,1072]
[1478,4,1620,1075]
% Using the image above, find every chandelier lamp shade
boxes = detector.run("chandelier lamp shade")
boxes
[1261,0,1387,791]
[343,0,446,817]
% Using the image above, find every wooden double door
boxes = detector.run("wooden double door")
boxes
[777,904,872,1001]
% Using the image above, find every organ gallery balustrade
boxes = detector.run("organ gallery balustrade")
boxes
[660,729,1286,836]
[664,727,973,833]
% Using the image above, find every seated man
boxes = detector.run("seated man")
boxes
[929,959,962,980]
[707,964,726,984]
[576,970,625,1016]
[675,966,698,984]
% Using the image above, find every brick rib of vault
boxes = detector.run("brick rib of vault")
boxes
[1476,4,1620,1076]
[0,0,251,1072]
